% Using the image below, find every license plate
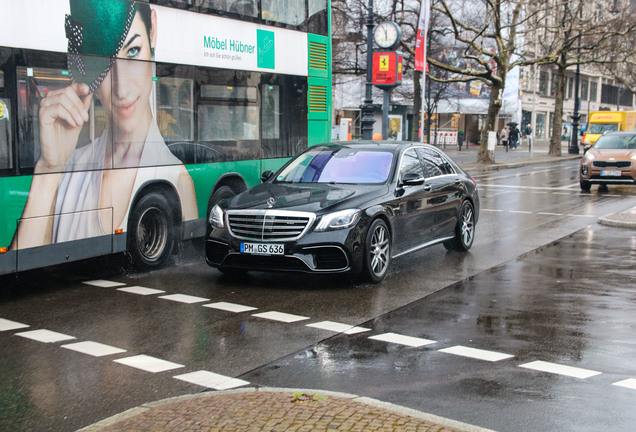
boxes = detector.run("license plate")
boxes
[601,170,621,177]
[240,242,284,255]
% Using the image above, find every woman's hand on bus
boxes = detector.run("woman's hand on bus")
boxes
[37,83,93,172]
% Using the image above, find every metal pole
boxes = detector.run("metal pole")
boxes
[360,0,375,140]
[531,14,538,157]
[569,19,581,154]
[382,89,389,139]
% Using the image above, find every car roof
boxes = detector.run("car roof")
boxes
[319,141,439,153]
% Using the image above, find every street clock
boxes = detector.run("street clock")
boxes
[374,21,402,49]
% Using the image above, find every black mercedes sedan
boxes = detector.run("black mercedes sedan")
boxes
[206,142,479,283]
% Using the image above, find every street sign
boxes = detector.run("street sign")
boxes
[372,51,403,89]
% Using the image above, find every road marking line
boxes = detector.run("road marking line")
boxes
[369,332,436,348]
[438,345,514,362]
[174,370,250,390]
[0,318,29,331]
[114,355,184,373]
[117,286,165,296]
[252,311,310,323]
[204,302,258,313]
[510,210,533,214]
[612,378,636,390]
[537,212,563,216]
[15,329,76,343]
[158,294,210,304]
[567,214,596,218]
[481,209,503,212]
[519,360,601,379]
[83,280,126,288]
[62,341,127,357]
[307,321,371,335]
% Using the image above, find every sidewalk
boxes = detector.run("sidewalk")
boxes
[443,138,580,173]
[79,388,493,432]
[79,140,634,432]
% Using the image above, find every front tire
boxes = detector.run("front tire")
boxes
[128,192,176,270]
[444,201,475,252]
[360,219,391,283]
[580,180,591,192]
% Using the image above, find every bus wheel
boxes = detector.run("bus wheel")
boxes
[128,192,175,270]
[207,185,238,217]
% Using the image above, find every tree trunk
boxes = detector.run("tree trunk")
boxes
[413,69,422,141]
[476,83,503,164]
[549,64,566,156]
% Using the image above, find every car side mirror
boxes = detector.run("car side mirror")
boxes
[400,172,425,186]
[260,170,274,182]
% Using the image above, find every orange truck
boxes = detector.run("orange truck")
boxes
[582,111,636,148]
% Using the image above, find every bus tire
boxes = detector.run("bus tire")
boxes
[207,185,238,217]
[128,192,176,270]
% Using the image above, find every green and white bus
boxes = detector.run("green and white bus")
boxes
[0,0,331,274]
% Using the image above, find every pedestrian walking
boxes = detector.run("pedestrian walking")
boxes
[509,124,519,149]
[500,125,509,152]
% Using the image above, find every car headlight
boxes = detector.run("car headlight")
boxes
[315,209,360,231]
[582,152,595,161]
[209,204,225,228]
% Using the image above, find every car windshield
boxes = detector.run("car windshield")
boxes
[276,148,394,184]
[594,134,636,150]
[588,123,619,134]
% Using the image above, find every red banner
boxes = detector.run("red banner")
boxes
[415,0,431,72]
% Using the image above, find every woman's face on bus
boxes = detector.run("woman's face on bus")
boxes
[95,11,156,135]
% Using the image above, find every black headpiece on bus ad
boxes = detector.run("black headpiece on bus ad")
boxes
[65,0,137,93]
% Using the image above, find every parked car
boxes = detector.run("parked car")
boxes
[580,132,636,191]
[206,142,480,283]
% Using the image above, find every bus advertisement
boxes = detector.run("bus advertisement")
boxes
[0,0,331,274]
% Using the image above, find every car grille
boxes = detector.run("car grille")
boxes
[227,210,315,241]
[593,161,632,168]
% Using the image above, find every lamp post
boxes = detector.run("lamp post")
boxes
[360,0,375,140]
[568,60,580,154]
[568,3,580,154]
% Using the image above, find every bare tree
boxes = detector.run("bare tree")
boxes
[428,0,526,163]
[530,0,636,155]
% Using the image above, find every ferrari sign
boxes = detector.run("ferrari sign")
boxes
[372,51,403,89]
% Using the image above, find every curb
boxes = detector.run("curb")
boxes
[77,387,497,432]
[458,154,581,174]
[598,206,636,229]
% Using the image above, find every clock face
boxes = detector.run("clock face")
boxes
[374,21,400,49]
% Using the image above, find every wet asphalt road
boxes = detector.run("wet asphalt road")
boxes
[1,159,635,431]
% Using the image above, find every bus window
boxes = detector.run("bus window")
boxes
[156,78,194,142]
[168,0,258,18]
[16,66,108,172]
[0,97,12,171]
[262,0,306,26]
[197,104,259,142]
[306,0,328,35]
[262,84,280,140]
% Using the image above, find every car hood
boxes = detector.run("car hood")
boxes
[229,182,388,213]
[588,148,636,160]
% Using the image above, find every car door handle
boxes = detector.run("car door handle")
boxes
[423,185,432,192]
[454,179,461,185]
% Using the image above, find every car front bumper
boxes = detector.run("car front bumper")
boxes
[205,225,366,274]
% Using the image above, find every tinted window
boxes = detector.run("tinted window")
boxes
[418,148,455,177]
[277,148,393,184]
[399,149,424,179]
